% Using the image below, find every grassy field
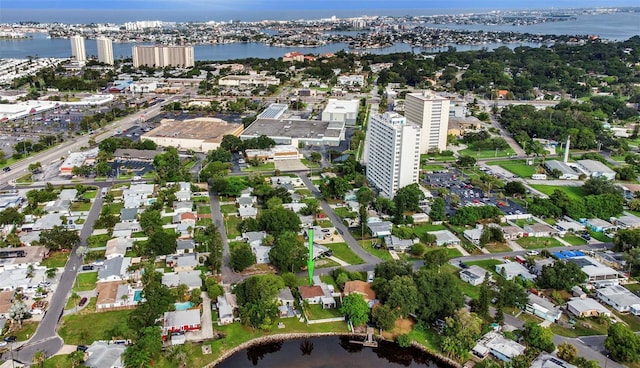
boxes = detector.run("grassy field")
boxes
[225,215,242,239]
[529,184,586,201]
[41,251,70,268]
[83,189,98,199]
[467,259,503,276]
[197,205,212,214]
[358,239,392,261]
[241,162,275,172]
[442,264,479,299]
[413,224,447,238]
[550,317,610,338]
[220,204,237,215]
[10,321,38,341]
[422,164,446,172]
[102,202,124,216]
[73,272,98,292]
[516,236,564,249]
[70,201,92,212]
[588,230,611,243]
[325,242,364,265]
[58,309,133,345]
[305,304,344,320]
[424,246,463,260]
[458,148,513,159]
[562,234,588,245]
[483,242,513,253]
[334,207,357,219]
[486,159,538,178]
[87,233,110,248]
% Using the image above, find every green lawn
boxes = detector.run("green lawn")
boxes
[424,246,462,260]
[358,239,392,261]
[41,251,70,268]
[483,242,513,253]
[486,159,539,178]
[422,164,446,172]
[334,207,357,219]
[102,202,124,215]
[58,309,133,345]
[421,153,456,163]
[220,204,237,215]
[301,158,320,168]
[317,220,333,228]
[225,215,242,239]
[87,233,110,248]
[588,230,611,243]
[83,189,98,199]
[467,259,503,276]
[550,318,610,337]
[70,201,92,211]
[73,272,97,292]
[197,205,211,214]
[315,258,341,269]
[529,184,586,201]
[562,234,588,245]
[197,218,213,226]
[442,264,479,299]
[413,224,447,237]
[44,355,74,368]
[325,242,363,265]
[305,304,344,320]
[11,321,38,341]
[516,236,564,249]
[241,162,275,172]
[458,147,513,159]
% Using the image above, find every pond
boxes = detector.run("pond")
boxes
[216,336,454,368]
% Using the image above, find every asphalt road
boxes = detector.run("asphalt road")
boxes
[209,192,241,284]
[298,173,380,266]
[13,190,105,363]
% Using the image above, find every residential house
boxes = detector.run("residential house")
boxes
[343,281,376,304]
[472,331,525,362]
[175,182,191,202]
[0,246,49,271]
[112,222,141,238]
[97,257,132,283]
[161,309,201,340]
[175,223,193,239]
[567,297,611,318]
[502,225,524,240]
[236,195,256,208]
[168,253,198,272]
[571,286,587,299]
[105,238,133,259]
[523,223,558,238]
[463,226,483,246]
[0,290,15,319]
[299,284,336,309]
[616,214,640,229]
[173,201,193,214]
[0,193,23,210]
[277,287,295,307]
[567,256,620,287]
[525,293,562,322]
[58,189,78,201]
[44,199,71,214]
[384,235,415,252]
[530,353,577,368]
[368,221,392,238]
[496,262,536,281]
[460,265,487,286]
[83,341,126,368]
[119,208,139,222]
[596,285,640,314]
[431,230,461,246]
[96,281,138,311]
[176,239,196,255]
[243,231,267,247]
[584,218,615,233]
[33,213,64,230]
[532,258,555,275]
[122,183,155,208]
[238,207,257,219]
[161,270,203,290]
[172,212,196,227]
[217,294,234,325]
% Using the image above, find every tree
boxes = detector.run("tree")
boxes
[423,248,449,269]
[537,261,587,290]
[504,181,526,196]
[456,155,476,168]
[45,268,57,279]
[413,268,464,323]
[475,277,492,319]
[230,242,256,271]
[441,309,483,361]
[32,350,46,368]
[386,275,420,317]
[68,350,85,368]
[429,197,446,221]
[146,230,177,256]
[614,229,640,252]
[165,344,191,368]
[235,275,283,329]
[190,288,203,306]
[257,207,301,237]
[582,176,622,196]
[410,243,426,257]
[28,161,42,174]
[523,322,555,352]
[269,231,308,272]
[139,209,163,235]
[605,323,640,363]
[341,293,369,327]
[557,342,578,363]
[70,292,80,312]
[153,148,186,182]
[356,187,375,206]
[309,152,322,163]
[9,300,30,328]
[495,278,528,309]
[372,304,398,331]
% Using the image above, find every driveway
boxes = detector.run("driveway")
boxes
[209,192,241,284]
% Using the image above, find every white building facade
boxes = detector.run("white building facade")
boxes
[132,45,195,68]
[96,37,114,65]
[70,35,86,62]
[364,112,421,198]
[404,91,450,152]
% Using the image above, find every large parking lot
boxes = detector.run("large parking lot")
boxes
[424,170,527,216]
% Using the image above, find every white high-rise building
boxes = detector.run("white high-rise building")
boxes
[96,37,114,65]
[70,35,86,62]
[364,112,421,198]
[132,45,195,68]
[404,90,450,153]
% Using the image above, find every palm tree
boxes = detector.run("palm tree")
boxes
[70,292,80,313]
[45,268,57,280]
[26,264,35,279]
[32,350,46,368]
[68,350,85,368]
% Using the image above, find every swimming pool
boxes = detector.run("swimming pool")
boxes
[133,290,142,302]
[174,301,193,311]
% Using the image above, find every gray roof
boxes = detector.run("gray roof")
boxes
[161,270,202,289]
[243,231,266,244]
[176,239,196,251]
[98,257,131,280]
[576,159,615,174]
[545,160,579,176]
[367,221,392,234]
[84,341,125,368]
[175,253,198,268]
[242,118,343,139]
[120,208,139,221]
[278,287,294,302]
[236,197,254,206]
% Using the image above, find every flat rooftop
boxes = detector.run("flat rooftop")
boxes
[242,118,343,139]
[143,118,242,143]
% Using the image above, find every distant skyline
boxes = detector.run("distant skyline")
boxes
[1,1,639,23]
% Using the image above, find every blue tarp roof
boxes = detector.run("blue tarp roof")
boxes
[553,250,585,259]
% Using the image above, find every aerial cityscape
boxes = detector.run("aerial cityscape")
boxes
[0,1,639,367]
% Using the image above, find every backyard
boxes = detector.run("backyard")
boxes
[58,308,133,345]
[41,251,70,268]
[304,304,344,320]
[358,239,392,261]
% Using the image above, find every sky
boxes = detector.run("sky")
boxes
[1,0,639,23]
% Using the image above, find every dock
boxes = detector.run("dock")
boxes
[349,327,379,348]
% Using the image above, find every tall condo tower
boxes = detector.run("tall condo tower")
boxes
[96,37,114,65]
[404,90,450,153]
[70,35,86,62]
[364,112,421,198]
[132,45,195,68]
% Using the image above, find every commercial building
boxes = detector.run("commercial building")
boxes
[404,91,450,152]
[576,159,616,180]
[96,37,114,65]
[218,74,280,88]
[544,160,580,180]
[240,118,345,147]
[141,117,243,152]
[321,99,360,125]
[364,112,421,198]
[70,35,86,62]
[132,45,195,68]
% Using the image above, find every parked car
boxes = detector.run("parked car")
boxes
[4,336,16,343]
[79,297,88,307]
[526,250,539,256]
[81,265,94,271]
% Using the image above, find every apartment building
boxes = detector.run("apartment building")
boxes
[96,37,114,65]
[364,112,421,198]
[70,35,86,62]
[404,90,450,152]
[132,45,195,68]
